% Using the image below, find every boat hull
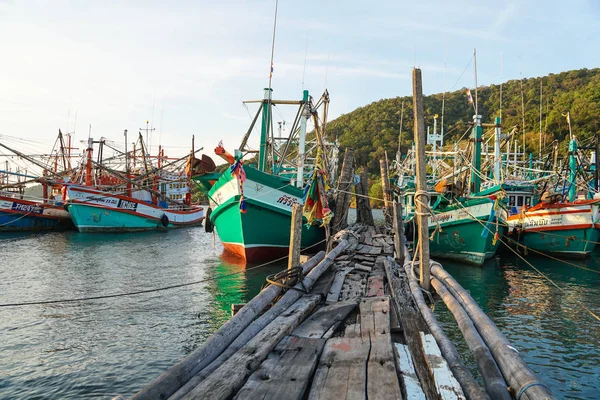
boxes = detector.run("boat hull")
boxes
[205,166,326,263]
[0,196,73,232]
[427,200,505,266]
[507,201,600,257]
[66,186,204,232]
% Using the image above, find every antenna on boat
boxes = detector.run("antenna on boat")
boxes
[301,34,308,91]
[539,79,543,157]
[499,52,503,121]
[473,48,478,117]
[267,0,278,93]
[397,100,404,157]
[520,69,526,160]
[441,50,447,143]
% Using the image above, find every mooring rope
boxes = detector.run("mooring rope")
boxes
[0,237,328,308]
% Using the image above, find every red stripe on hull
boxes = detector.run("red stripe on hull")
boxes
[524,223,592,232]
[221,242,289,264]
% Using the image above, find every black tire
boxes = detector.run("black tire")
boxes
[205,207,213,233]
[161,214,169,228]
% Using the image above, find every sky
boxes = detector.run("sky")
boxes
[1,0,600,164]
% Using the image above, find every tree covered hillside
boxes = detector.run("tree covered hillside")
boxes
[326,68,600,173]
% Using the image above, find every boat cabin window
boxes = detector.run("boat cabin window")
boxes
[517,196,524,207]
[509,196,515,206]
[430,195,438,206]
[525,196,531,207]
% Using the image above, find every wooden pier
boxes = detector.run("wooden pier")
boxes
[130,223,530,400]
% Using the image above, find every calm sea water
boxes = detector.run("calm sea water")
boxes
[437,251,600,399]
[0,214,599,399]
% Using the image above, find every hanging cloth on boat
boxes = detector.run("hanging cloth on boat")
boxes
[230,156,247,213]
[302,149,332,226]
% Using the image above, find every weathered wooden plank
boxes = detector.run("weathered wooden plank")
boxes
[360,297,402,400]
[358,245,373,254]
[309,268,336,299]
[355,255,376,263]
[308,337,370,400]
[354,263,372,273]
[394,343,426,400]
[326,267,354,303]
[420,332,466,400]
[366,276,385,297]
[369,246,383,255]
[234,336,326,400]
[293,300,358,339]
[180,295,321,400]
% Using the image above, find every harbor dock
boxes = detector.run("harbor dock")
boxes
[130,223,551,400]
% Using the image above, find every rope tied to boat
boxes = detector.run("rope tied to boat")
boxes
[264,266,308,293]
[414,189,443,241]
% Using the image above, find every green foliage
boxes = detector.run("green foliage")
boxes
[326,68,600,173]
[369,180,384,208]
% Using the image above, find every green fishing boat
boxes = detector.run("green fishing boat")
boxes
[193,88,332,263]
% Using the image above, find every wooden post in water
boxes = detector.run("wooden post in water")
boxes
[393,201,404,265]
[288,203,303,271]
[360,167,374,225]
[332,148,354,232]
[412,68,430,291]
[380,158,392,225]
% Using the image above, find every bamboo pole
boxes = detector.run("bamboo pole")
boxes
[412,68,430,291]
[170,238,350,399]
[431,278,511,400]
[402,258,488,400]
[288,203,302,271]
[131,251,326,400]
[430,264,553,400]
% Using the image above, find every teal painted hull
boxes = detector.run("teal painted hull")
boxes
[509,227,599,257]
[212,196,325,262]
[69,203,176,232]
[429,218,507,266]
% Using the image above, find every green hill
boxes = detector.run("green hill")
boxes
[326,68,600,173]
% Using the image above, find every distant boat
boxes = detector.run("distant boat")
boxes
[0,193,72,231]
[0,130,75,232]
[66,185,204,232]
[65,134,205,232]
[505,139,600,258]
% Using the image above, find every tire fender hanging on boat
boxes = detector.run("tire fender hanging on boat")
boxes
[205,207,213,233]
[161,214,169,228]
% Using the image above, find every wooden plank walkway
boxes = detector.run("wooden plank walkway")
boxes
[134,225,467,400]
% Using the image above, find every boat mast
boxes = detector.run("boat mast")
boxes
[259,0,279,173]
[296,89,309,187]
[494,117,502,183]
[470,48,482,194]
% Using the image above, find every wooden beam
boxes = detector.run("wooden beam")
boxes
[412,68,430,291]
[288,203,303,271]
[181,295,321,400]
[308,336,370,399]
[234,336,326,400]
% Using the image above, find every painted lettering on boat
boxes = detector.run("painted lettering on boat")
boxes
[117,199,138,211]
[11,202,43,214]
[276,195,300,207]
